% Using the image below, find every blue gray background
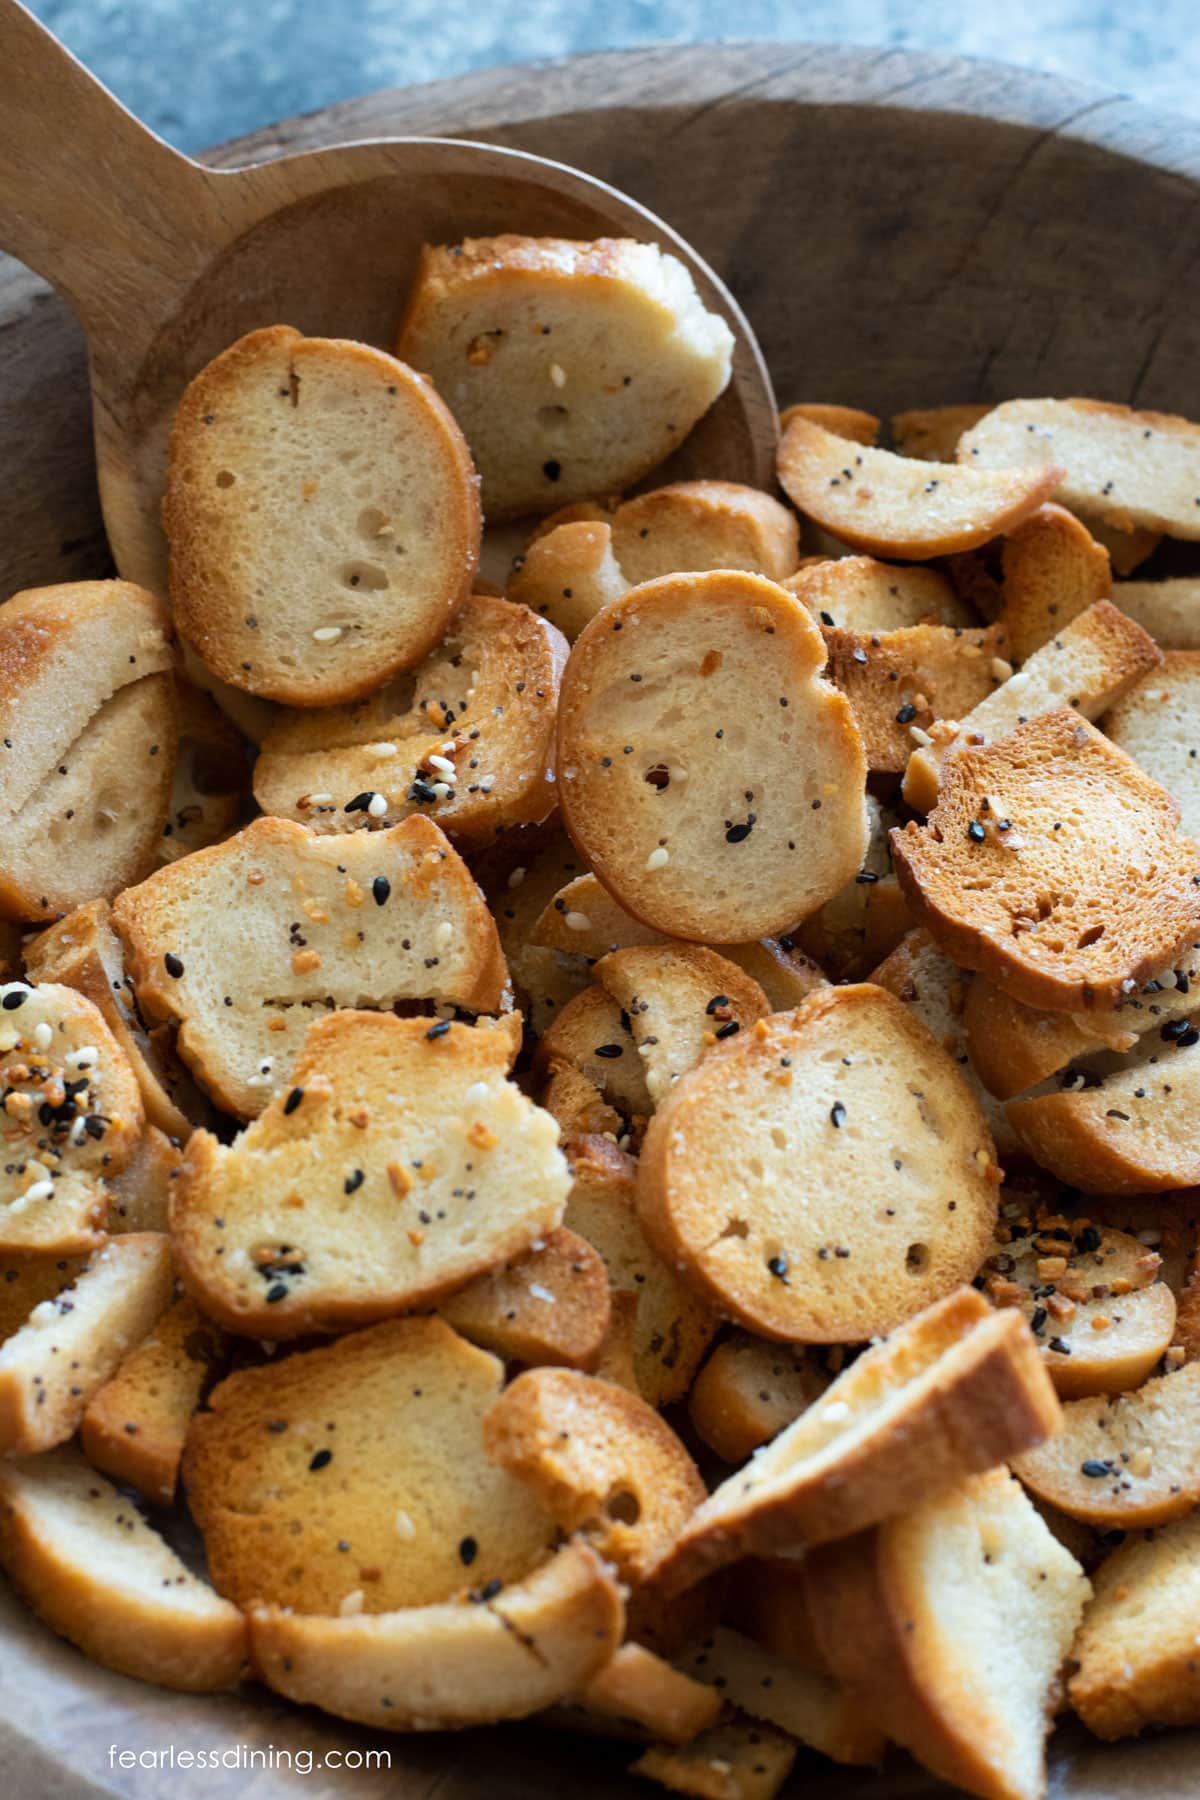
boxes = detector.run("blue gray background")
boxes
[24,1,1191,151]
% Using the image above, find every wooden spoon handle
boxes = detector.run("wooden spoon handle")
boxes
[0,0,221,334]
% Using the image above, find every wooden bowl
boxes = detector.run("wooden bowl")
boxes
[2,41,1198,1799]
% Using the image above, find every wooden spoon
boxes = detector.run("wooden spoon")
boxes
[0,0,777,600]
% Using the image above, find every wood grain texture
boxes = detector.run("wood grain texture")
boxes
[3,38,1200,1800]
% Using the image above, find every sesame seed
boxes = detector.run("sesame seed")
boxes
[33,1023,52,1052]
[283,1087,304,1116]
[565,911,593,932]
[459,1536,478,1565]
[644,847,670,871]
[312,626,343,643]
[366,742,397,760]
[549,363,566,387]
[367,793,388,818]
[428,753,455,774]
[426,1020,452,1041]
[309,1448,333,1471]
[830,1102,847,1128]
[372,876,391,906]
[164,953,185,978]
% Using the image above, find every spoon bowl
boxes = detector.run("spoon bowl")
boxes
[0,0,777,597]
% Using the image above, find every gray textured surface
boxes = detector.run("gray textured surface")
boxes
[25,0,1200,151]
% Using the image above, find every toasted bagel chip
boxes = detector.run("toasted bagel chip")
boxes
[777,414,1061,559]
[995,503,1112,661]
[185,1315,557,1614]
[636,987,998,1343]
[556,570,868,943]
[890,403,989,462]
[509,519,630,642]
[563,1134,717,1407]
[249,1541,622,1730]
[576,1642,721,1744]
[253,593,566,845]
[483,1366,706,1592]
[1007,1019,1200,1193]
[781,402,879,445]
[960,398,1200,540]
[1106,652,1200,839]
[0,1234,172,1455]
[611,482,799,586]
[688,1332,831,1465]
[0,580,176,921]
[784,553,975,632]
[678,1627,886,1766]
[804,1469,1090,1800]
[440,1226,611,1370]
[824,622,1006,773]
[594,943,769,1105]
[1013,1362,1200,1527]
[1069,1507,1200,1740]
[396,235,734,520]
[79,1297,228,1503]
[648,1288,1057,1596]
[173,1013,568,1336]
[979,1211,1176,1398]
[0,1445,245,1692]
[0,980,143,1255]
[893,712,1200,1012]
[165,326,480,705]
[25,899,197,1142]
[903,598,1161,812]
[1112,575,1200,648]
[113,813,507,1119]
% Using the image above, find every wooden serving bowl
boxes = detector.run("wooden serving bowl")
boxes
[2,40,1199,1800]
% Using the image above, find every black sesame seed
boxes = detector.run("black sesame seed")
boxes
[830,1101,847,1129]
[309,1448,333,1472]
[594,1043,624,1059]
[344,791,375,814]
[1081,1459,1111,1478]
[426,1020,452,1041]
[725,820,754,845]
[1029,1306,1047,1334]
[164,953,185,978]
[705,995,730,1015]
[459,1535,478,1565]
[767,1255,789,1281]
[967,821,987,843]
[265,1282,289,1304]
[542,460,561,482]
[344,1169,365,1195]
[283,1087,304,1116]
[715,1020,740,1040]
[895,703,917,724]
[372,876,391,906]
[1,989,28,1010]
